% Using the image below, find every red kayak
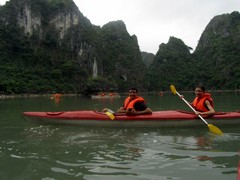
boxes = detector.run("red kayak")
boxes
[23,110,240,127]
[238,160,240,180]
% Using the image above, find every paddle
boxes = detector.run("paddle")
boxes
[170,85,223,135]
[105,109,115,120]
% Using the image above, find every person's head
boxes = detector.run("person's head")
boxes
[128,87,138,100]
[195,85,205,97]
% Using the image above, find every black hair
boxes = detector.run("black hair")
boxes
[196,85,205,92]
[129,87,138,93]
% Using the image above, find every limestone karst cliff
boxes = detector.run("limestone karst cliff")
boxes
[0,0,145,94]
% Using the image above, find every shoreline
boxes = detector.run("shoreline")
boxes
[1,89,240,99]
[0,94,79,99]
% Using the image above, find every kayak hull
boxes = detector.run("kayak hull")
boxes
[23,110,240,127]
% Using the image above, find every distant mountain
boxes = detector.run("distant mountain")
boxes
[144,11,240,91]
[0,0,239,94]
[0,0,145,94]
[193,11,240,89]
[141,52,155,68]
[145,36,191,91]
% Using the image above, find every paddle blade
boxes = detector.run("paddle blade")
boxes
[170,85,177,94]
[207,124,223,135]
[105,111,115,120]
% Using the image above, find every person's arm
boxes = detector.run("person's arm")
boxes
[196,100,215,115]
[117,106,127,113]
[127,102,152,115]
[179,94,194,106]
[133,107,152,115]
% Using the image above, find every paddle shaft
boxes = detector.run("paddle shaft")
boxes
[175,91,209,125]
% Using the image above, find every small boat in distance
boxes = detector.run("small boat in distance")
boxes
[91,92,120,99]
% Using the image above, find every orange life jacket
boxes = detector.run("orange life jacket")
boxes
[192,93,214,112]
[123,96,145,110]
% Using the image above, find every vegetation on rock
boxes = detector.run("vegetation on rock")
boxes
[0,0,239,94]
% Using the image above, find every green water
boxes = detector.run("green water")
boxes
[0,92,239,179]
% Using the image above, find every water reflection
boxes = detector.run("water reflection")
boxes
[0,124,237,179]
[20,126,240,178]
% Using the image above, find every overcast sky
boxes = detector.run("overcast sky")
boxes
[1,0,240,54]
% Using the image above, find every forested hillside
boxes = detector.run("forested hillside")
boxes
[0,0,145,94]
[193,11,240,90]
[141,52,155,68]
[0,0,239,94]
[145,37,192,91]
[146,11,240,91]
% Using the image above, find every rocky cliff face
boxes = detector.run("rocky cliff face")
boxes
[6,0,99,78]
[17,3,42,36]
[145,36,191,91]
[0,0,146,93]
[141,52,155,68]
[100,20,146,90]
[195,11,240,55]
[2,0,239,94]
[192,11,240,89]
[16,0,83,38]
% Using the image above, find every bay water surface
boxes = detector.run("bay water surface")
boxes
[0,92,239,179]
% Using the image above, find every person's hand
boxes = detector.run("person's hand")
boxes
[179,95,184,99]
[117,107,126,113]
[126,108,136,115]
[195,111,201,115]
[118,107,124,111]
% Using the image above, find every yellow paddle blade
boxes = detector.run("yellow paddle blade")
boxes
[105,111,115,120]
[207,124,224,135]
[170,84,177,94]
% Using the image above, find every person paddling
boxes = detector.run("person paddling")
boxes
[102,87,152,115]
[181,85,215,117]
